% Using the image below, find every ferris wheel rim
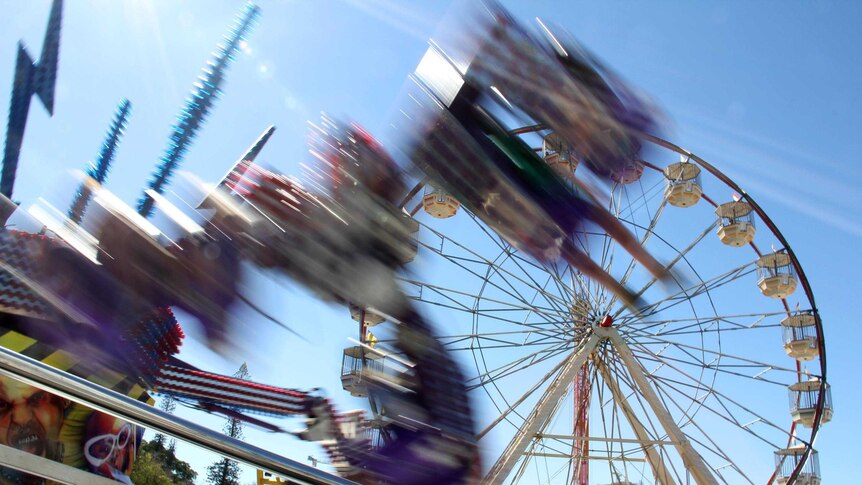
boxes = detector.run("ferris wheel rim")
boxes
[642,134,827,485]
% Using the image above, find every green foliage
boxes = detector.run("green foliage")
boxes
[129,448,173,485]
[130,440,185,485]
[134,439,197,485]
[152,394,177,448]
[206,457,242,485]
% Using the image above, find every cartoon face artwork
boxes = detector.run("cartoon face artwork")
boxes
[83,412,136,482]
[0,377,67,461]
[0,375,140,484]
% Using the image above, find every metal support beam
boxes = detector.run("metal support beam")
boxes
[600,327,718,485]
[524,452,646,462]
[0,442,118,485]
[484,333,601,485]
[537,434,675,446]
[594,354,677,485]
[0,346,354,485]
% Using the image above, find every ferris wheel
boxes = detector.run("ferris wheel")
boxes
[350,129,830,485]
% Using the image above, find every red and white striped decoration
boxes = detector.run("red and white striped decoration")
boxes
[234,164,320,228]
[155,364,309,416]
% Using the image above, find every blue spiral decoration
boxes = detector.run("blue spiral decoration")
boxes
[68,99,132,223]
[137,2,261,217]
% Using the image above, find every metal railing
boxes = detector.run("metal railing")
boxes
[0,346,355,485]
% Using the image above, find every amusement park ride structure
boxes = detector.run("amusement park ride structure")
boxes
[0,1,829,485]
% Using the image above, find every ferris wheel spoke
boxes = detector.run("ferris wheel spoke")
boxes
[499,242,555,276]
[660,395,755,485]
[617,177,667,224]
[546,461,573,483]
[413,240,572,318]
[634,322,782,338]
[433,328,571,350]
[610,181,624,218]
[629,346,789,388]
[601,350,636,484]
[618,180,665,247]
[596,328,721,484]
[622,185,643,243]
[459,328,571,351]
[508,246,589,311]
[626,340,795,448]
[461,211,576,315]
[400,276,569,327]
[621,310,785,332]
[522,264,589,330]
[591,359,620,483]
[567,262,607,311]
[597,223,615,276]
[485,334,602,484]
[447,338,567,352]
[600,352,687,485]
[418,221,574,312]
[619,312,778,345]
[594,355,648,483]
[610,362,695,485]
[406,292,565,329]
[585,184,628,305]
[478,349,585,441]
[510,397,579,483]
[491,243,577,320]
[625,331,803,379]
[469,343,571,390]
[469,348,574,396]
[627,260,758,321]
[520,441,579,484]
[467,340,574,392]
[646,372,786,466]
[598,349,680,482]
[604,352,746,485]
[612,218,720,320]
[547,260,582,309]
[511,439,539,484]
[643,371,756,485]
[618,197,669,289]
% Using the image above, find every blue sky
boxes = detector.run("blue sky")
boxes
[1,0,860,483]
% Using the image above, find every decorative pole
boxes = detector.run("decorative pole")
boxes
[1,0,62,200]
[67,99,132,223]
[572,362,591,485]
[137,2,261,218]
[217,124,275,194]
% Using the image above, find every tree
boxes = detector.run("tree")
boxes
[130,393,195,484]
[132,439,197,485]
[206,363,251,485]
[152,394,177,448]
[206,458,241,485]
[130,445,173,485]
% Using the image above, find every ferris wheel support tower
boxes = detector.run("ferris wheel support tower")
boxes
[484,325,718,485]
